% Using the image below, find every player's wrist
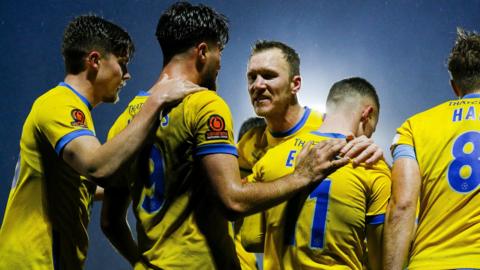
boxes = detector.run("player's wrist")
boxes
[292,170,312,187]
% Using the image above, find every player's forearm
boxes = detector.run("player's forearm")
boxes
[85,98,164,185]
[383,202,416,270]
[226,172,311,217]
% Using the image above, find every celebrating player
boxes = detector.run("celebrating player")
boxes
[383,28,480,270]
[242,77,390,269]
[0,15,202,270]
[100,3,349,269]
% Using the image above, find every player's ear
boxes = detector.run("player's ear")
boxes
[450,79,462,98]
[361,105,374,122]
[86,51,101,70]
[196,42,208,64]
[291,75,302,95]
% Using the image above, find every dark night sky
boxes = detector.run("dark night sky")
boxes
[1,1,478,269]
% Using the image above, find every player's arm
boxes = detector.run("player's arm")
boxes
[201,140,350,219]
[383,153,420,270]
[240,212,265,252]
[100,186,140,266]
[62,78,204,187]
[366,224,383,270]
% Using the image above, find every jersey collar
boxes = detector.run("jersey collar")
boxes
[310,131,347,139]
[59,82,93,110]
[462,93,480,99]
[270,106,311,138]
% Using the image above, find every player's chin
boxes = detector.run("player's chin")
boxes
[103,93,120,104]
[253,105,270,117]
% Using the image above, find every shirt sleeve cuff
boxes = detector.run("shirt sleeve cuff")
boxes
[55,129,95,155]
[366,214,385,225]
[193,144,238,157]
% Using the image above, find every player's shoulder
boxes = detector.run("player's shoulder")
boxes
[185,89,223,104]
[34,85,75,107]
[405,100,452,123]
[362,159,391,178]
[309,108,324,119]
[123,91,150,117]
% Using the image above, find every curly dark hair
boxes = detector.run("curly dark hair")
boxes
[62,15,135,74]
[250,40,300,79]
[156,1,229,63]
[448,28,480,93]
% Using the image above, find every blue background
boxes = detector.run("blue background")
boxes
[1,1,479,269]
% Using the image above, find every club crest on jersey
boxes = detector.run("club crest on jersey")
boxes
[70,109,87,128]
[206,114,228,140]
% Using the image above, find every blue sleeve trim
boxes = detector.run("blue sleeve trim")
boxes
[392,144,417,162]
[59,82,93,110]
[270,107,311,138]
[55,129,95,155]
[193,144,238,157]
[366,214,385,225]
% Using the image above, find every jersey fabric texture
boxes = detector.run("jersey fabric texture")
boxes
[248,132,391,270]
[391,93,480,270]
[108,90,240,269]
[236,107,323,268]
[237,107,323,176]
[0,82,97,270]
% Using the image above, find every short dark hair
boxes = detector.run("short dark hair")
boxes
[251,40,300,78]
[448,28,480,93]
[327,77,379,112]
[156,1,229,63]
[62,15,134,74]
[238,117,266,141]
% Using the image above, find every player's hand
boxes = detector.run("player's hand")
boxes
[339,135,384,166]
[149,74,206,107]
[294,139,350,185]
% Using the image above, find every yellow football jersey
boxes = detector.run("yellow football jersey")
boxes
[391,93,480,269]
[0,83,97,270]
[247,132,391,270]
[236,107,323,269]
[237,107,324,176]
[108,90,240,269]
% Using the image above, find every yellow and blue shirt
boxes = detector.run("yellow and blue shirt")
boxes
[391,93,480,270]
[248,132,391,270]
[237,107,323,177]
[0,82,97,270]
[236,107,323,269]
[108,90,240,269]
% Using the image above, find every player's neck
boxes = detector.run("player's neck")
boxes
[317,112,358,137]
[266,104,304,133]
[160,60,201,85]
[63,74,98,107]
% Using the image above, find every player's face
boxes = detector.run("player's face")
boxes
[97,53,131,103]
[201,43,222,91]
[247,48,294,118]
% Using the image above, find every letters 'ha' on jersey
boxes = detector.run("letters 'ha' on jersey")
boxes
[391,93,480,270]
[237,107,323,176]
[247,132,390,270]
[108,90,239,269]
[0,83,97,270]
